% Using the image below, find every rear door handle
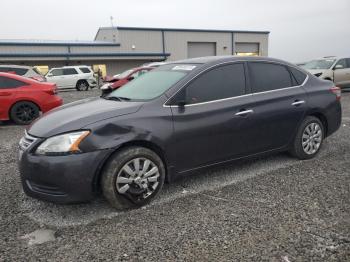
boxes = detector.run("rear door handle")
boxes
[235,109,254,116]
[292,100,305,106]
[0,92,11,96]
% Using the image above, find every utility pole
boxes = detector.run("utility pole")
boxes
[110,16,114,27]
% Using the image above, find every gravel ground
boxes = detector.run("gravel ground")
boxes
[0,89,349,261]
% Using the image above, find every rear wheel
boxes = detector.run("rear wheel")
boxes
[10,101,40,125]
[289,116,324,160]
[101,147,165,210]
[76,80,89,91]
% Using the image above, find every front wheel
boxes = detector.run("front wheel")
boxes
[289,116,324,160]
[101,147,165,210]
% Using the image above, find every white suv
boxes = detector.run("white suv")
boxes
[302,56,350,89]
[46,66,97,91]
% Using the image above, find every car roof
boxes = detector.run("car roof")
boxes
[132,66,154,71]
[166,56,301,69]
[312,56,348,60]
[0,72,36,82]
[0,64,32,69]
[63,65,91,68]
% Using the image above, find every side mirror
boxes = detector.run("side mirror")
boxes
[334,64,344,70]
[127,76,134,81]
[46,73,53,77]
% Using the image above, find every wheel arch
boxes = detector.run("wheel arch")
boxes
[92,140,170,193]
[307,111,329,137]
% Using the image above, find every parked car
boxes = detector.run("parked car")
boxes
[19,56,342,209]
[101,67,154,94]
[0,65,46,82]
[45,66,97,91]
[0,72,62,125]
[302,56,350,89]
[142,61,168,67]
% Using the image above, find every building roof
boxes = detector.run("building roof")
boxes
[0,39,120,46]
[0,52,170,58]
[95,26,269,37]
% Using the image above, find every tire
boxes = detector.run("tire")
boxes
[101,147,165,210]
[76,80,89,91]
[289,116,324,160]
[10,101,40,125]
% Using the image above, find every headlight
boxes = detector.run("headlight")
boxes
[36,131,90,155]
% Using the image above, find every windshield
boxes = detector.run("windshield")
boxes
[117,69,134,79]
[107,64,197,101]
[302,59,335,70]
[33,67,43,75]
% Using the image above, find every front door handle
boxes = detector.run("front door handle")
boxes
[0,92,11,96]
[292,100,305,106]
[235,109,254,116]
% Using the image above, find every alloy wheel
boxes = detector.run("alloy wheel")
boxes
[302,122,322,155]
[15,104,36,123]
[116,157,161,202]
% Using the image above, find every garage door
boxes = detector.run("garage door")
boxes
[187,42,216,58]
[235,43,260,56]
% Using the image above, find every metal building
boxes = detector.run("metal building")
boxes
[0,26,269,75]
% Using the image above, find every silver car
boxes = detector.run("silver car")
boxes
[302,56,350,89]
[0,64,46,82]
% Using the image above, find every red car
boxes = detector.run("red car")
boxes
[101,67,154,94]
[0,72,62,125]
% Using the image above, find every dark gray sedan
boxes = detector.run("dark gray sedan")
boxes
[19,56,342,209]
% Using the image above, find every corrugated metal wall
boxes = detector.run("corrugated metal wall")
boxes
[117,30,163,53]
[234,33,269,56]
[164,31,232,61]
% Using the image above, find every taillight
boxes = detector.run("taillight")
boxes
[44,85,57,95]
[330,86,341,101]
[44,90,55,95]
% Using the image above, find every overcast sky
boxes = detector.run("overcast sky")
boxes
[1,0,349,62]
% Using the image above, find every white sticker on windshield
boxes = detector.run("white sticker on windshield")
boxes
[172,65,196,71]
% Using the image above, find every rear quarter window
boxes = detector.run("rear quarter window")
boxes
[79,67,91,73]
[289,67,307,85]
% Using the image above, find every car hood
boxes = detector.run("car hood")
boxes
[28,97,143,138]
[306,69,327,75]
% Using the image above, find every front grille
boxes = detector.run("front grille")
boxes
[19,130,38,151]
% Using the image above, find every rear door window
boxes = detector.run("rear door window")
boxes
[185,63,246,104]
[249,62,293,93]
[0,76,27,89]
[63,68,78,75]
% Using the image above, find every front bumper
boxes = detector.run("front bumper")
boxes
[88,79,97,87]
[19,146,113,204]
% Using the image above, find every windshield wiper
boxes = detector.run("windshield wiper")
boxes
[103,96,131,101]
